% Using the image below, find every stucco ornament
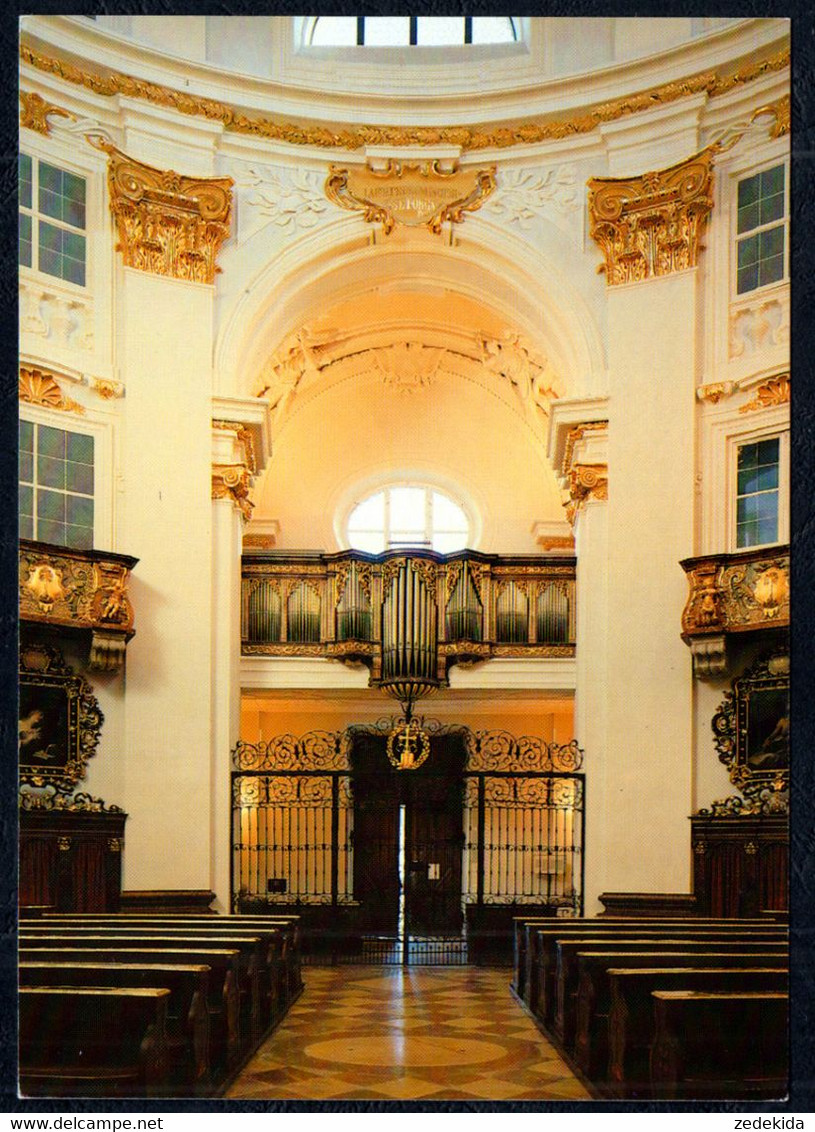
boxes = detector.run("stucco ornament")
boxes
[371,343,445,394]
[236,164,329,237]
[485,165,579,230]
[256,327,331,422]
[478,331,561,424]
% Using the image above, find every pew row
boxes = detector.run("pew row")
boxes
[19,913,303,1098]
[508,915,789,1101]
[512,916,771,1008]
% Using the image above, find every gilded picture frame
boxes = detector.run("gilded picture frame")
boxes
[712,650,789,802]
[18,643,103,793]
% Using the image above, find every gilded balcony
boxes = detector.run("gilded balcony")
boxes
[241,549,576,682]
[19,539,139,671]
[679,545,789,679]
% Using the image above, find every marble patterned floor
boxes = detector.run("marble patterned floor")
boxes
[226,966,591,1102]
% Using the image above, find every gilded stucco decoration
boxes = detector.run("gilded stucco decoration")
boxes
[21,41,789,154]
[739,373,790,413]
[372,343,445,394]
[212,419,257,474]
[565,465,608,524]
[19,366,85,415]
[212,464,253,520]
[102,143,232,283]
[19,90,75,135]
[19,542,138,671]
[19,786,123,813]
[696,382,737,404]
[92,378,124,400]
[751,94,790,138]
[325,162,496,235]
[560,421,608,478]
[680,548,789,678]
[588,148,716,285]
[479,332,561,423]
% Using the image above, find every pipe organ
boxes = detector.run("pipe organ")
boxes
[242,549,575,684]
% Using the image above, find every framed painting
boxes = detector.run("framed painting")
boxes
[19,643,103,793]
[713,649,789,803]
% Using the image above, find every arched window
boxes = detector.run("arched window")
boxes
[308,17,517,48]
[345,485,470,554]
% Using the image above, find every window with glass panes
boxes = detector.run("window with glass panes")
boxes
[736,437,780,548]
[19,153,87,287]
[309,17,517,46]
[347,485,470,554]
[19,420,95,549]
[736,164,786,295]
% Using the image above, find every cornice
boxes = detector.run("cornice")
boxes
[20,35,789,156]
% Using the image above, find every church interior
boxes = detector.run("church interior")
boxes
[16,14,793,1105]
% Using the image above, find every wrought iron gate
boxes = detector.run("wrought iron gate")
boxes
[232,724,584,965]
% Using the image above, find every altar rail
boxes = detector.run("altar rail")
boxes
[241,549,575,677]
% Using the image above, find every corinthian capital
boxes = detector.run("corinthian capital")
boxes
[588,148,715,285]
[103,143,232,284]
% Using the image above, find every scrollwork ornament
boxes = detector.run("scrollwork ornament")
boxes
[19,785,122,813]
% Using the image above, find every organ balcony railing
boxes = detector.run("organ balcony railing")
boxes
[679,544,789,680]
[241,549,576,683]
[19,539,139,672]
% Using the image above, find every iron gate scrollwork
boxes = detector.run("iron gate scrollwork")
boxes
[231,724,584,965]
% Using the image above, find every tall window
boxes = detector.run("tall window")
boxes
[309,17,517,47]
[735,164,787,295]
[19,420,95,549]
[346,485,470,554]
[19,153,87,287]
[735,437,780,549]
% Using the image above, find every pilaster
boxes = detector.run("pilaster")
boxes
[210,399,272,910]
[586,145,704,903]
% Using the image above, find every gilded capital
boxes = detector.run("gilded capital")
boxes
[212,464,253,520]
[104,144,233,284]
[565,464,608,524]
[588,148,715,285]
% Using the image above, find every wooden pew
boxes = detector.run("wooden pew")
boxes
[30,919,288,1028]
[649,990,789,1100]
[19,943,243,1073]
[526,918,776,1018]
[514,917,770,1013]
[535,924,785,1027]
[42,914,302,1012]
[19,928,267,1046]
[605,965,789,1099]
[551,933,787,1050]
[19,986,170,1098]
[20,961,212,1096]
[575,951,789,1082]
